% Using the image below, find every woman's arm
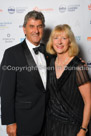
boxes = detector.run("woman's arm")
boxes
[77,82,91,136]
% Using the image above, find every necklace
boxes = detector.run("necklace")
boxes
[55,57,69,68]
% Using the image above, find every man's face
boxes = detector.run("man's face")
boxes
[23,18,44,46]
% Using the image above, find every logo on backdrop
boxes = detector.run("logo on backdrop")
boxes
[0,9,3,12]
[16,7,27,13]
[59,5,80,13]
[19,25,23,28]
[59,5,66,13]
[75,36,81,41]
[87,61,91,68]
[8,7,15,14]
[8,7,27,14]
[68,5,80,12]
[2,33,15,43]
[20,38,25,42]
[88,4,91,10]
[0,22,12,30]
[87,37,91,41]
[33,7,54,12]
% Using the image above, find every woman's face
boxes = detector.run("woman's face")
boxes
[52,31,70,55]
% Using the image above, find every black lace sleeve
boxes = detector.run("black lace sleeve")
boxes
[76,64,90,86]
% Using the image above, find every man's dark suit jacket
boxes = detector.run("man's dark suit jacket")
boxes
[0,40,50,135]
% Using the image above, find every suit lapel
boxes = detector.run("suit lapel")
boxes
[21,40,46,92]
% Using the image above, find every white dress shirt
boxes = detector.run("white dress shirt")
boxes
[26,38,47,89]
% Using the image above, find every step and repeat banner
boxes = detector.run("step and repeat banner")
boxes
[0,0,91,135]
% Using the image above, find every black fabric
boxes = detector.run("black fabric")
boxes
[21,42,46,92]
[43,56,90,136]
[17,132,42,136]
[0,40,49,135]
[44,113,80,136]
[76,64,90,86]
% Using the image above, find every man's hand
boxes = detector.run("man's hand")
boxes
[79,58,87,67]
[7,123,17,136]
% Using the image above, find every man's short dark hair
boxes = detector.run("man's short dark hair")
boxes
[23,10,45,27]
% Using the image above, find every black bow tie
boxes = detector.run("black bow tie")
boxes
[33,44,44,54]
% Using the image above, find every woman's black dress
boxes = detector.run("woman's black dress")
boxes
[44,56,90,136]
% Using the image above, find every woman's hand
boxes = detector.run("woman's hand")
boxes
[77,129,86,136]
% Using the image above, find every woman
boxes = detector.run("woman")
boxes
[44,24,91,136]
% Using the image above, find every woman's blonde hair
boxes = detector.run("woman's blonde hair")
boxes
[46,24,79,57]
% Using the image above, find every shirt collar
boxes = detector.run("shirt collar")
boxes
[25,38,40,51]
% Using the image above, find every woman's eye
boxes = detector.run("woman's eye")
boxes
[63,37,67,40]
[54,37,58,39]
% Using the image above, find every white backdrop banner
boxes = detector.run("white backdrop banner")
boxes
[0,0,91,135]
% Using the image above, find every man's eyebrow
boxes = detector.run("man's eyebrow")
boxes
[29,24,43,27]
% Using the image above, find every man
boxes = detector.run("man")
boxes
[0,10,49,136]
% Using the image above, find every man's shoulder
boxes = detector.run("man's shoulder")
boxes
[5,40,26,55]
[5,42,22,53]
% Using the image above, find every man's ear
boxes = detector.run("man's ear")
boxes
[23,27,26,35]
